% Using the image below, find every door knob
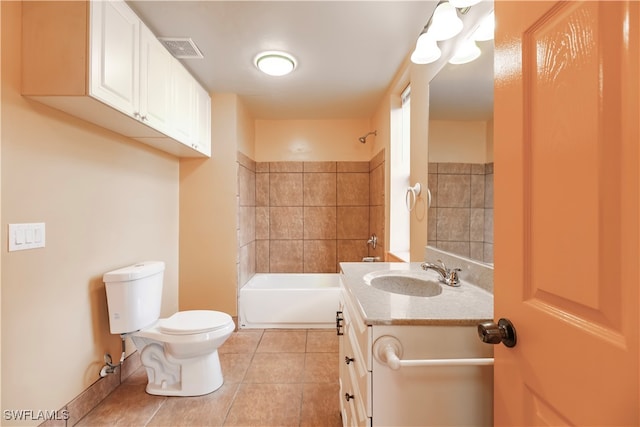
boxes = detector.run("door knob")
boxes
[477,318,517,348]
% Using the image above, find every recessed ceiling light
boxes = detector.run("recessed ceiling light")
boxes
[254,51,297,76]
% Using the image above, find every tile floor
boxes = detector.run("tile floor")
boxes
[76,329,342,427]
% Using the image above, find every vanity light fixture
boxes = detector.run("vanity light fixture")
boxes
[410,1,492,65]
[448,0,483,8]
[427,1,463,41]
[410,33,442,64]
[410,0,462,65]
[448,38,481,64]
[254,51,297,76]
[473,10,495,41]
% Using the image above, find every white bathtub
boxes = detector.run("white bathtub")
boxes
[239,273,342,329]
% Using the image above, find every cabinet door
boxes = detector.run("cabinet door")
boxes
[139,25,172,134]
[194,83,212,156]
[170,61,196,145]
[89,0,140,116]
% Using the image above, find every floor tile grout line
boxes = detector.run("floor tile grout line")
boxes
[143,396,168,427]
[221,379,244,426]
[222,329,262,427]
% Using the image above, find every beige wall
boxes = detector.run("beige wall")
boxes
[255,119,374,162]
[1,1,179,420]
[429,120,492,164]
[237,99,256,159]
[180,93,254,316]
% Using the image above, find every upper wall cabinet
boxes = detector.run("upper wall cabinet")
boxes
[22,0,211,158]
[89,1,140,119]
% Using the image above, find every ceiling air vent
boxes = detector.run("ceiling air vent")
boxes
[158,37,203,59]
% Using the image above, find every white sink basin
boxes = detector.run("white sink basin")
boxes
[363,270,443,297]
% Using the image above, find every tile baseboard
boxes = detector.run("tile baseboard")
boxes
[40,351,141,427]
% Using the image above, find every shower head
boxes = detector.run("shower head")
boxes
[359,130,377,144]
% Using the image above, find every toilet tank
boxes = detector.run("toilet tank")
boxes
[103,261,165,334]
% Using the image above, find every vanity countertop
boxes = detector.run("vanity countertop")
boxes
[340,262,493,326]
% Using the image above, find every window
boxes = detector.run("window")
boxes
[389,85,411,259]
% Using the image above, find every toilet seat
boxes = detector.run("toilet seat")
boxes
[159,310,233,335]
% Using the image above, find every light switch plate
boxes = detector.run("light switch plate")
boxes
[8,223,46,251]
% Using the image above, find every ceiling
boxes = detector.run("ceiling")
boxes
[127,1,494,121]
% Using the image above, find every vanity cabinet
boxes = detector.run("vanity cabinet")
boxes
[338,282,493,427]
[22,0,211,158]
[337,290,372,427]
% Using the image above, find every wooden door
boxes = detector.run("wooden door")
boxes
[493,1,639,425]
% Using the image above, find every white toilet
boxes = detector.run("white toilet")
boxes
[103,261,235,397]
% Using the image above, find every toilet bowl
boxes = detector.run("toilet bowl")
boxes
[103,261,235,397]
[132,310,235,396]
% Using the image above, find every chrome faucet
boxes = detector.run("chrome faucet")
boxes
[420,259,462,287]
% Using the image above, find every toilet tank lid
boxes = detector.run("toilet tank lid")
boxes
[103,261,165,283]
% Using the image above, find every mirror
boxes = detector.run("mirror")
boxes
[427,40,494,264]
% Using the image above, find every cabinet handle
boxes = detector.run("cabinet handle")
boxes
[344,393,355,402]
[345,356,355,365]
[336,311,344,336]
[132,112,147,122]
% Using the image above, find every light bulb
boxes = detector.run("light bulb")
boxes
[411,33,442,64]
[254,51,297,76]
[426,2,463,41]
[448,0,482,8]
[473,11,495,41]
[449,39,481,64]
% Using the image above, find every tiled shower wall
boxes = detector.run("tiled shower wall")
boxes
[238,153,257,287]
[427,162,494,264]
[237,150,385,284]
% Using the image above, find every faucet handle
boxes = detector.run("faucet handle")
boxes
[446,268,462,286]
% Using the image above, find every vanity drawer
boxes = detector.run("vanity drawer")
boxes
[346,324,372,417]
[342,290,372,371]
[342,326,369,425]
